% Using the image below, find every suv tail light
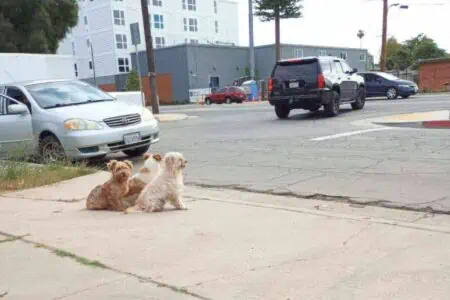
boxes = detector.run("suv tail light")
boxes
[268,79,273,92]
[317,74,325,89]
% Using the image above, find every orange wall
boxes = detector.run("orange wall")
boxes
[419,61,450,92]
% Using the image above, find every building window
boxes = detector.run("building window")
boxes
[84,16,88,26]
[295,49,304,58]
[154,14,164,29]
[215,21,219,33]
[118,58,130,73]
[74,64,78,77]
[116,34,128,49]
[214,0,217,13]
[184,18,197,32]
[340,52,348,60]
[113,10,125,25]
[190,39,198,44]
[318,49,327,56]
[182,0,186,9]
[155,37,165,48]
[360,52,366,61]
[89,61,93,70]
[71,42,76,55]
[153,0,162,6]
[188,0,196,11]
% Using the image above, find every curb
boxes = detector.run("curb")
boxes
[154,113,188,123]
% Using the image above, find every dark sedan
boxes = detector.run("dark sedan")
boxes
[359,72,418,99]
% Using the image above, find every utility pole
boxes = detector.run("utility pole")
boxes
[248,0,255,79]
[380,0,388,71]
[89,42,97,86]
[140,0,159,114]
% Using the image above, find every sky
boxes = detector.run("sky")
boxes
[237,0,450,62]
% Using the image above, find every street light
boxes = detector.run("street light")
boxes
[380,2,408,71]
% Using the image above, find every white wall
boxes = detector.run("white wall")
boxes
[0,54,76,84]
[58,0,239,78]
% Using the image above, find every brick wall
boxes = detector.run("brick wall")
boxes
[141,73,173,105]
[98,83,117,92]
[419,61,450,92]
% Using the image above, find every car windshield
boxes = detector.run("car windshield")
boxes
[25,80,114,109]
[377,72,400,81]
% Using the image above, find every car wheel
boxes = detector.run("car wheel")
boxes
[386,87,398,99]
[40,135,66,163]
[351,87,366,110]
[401,95,410,99]
[205,98,212,105]
[123,145,150,158]
[275,105,290,119]
[309,106,321,112]
[225,97,232,104]
[324,91,340,117]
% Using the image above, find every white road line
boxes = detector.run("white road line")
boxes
[310,127,391,141]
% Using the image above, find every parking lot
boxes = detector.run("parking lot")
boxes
[127,94,450,213]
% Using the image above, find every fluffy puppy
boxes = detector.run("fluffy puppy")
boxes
[122,153,162,208]
[86,160,133,211]
[126,152,187,213]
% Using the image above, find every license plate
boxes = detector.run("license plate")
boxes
[289,82,299,88]
[124,133,141,145]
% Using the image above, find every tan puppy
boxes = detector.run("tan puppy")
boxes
[122,153,162,208]
[126,152,187,213]
[86,160,133,211]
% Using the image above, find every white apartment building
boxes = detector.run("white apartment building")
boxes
[57,0,239,79]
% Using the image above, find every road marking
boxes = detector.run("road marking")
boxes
[310,127,391,141]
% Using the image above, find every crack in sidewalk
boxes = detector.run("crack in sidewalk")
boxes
[188,183,450,215]
[0,231,211,300]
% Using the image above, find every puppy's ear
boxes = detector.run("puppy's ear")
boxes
[124,160,133,170]
[143,153,151,160]
[153,154,162,162]
[107,160,118,172]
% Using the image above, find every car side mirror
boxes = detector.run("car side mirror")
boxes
[376,78,383,83]
[8,104,29,115]
[352,68,358,73]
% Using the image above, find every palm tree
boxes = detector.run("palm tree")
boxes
[357,30,365,49]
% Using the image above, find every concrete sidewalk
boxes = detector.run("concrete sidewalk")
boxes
[1,173,450,299]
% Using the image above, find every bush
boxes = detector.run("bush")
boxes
[126,69,140,91]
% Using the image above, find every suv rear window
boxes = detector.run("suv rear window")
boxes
[272,60,319,81]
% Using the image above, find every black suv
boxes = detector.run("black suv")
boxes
[268,57,366,118]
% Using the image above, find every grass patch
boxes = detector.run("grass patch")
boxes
[53,248,107,268]
[0,160,95,193]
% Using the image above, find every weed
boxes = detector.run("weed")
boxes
[53,248,106,268]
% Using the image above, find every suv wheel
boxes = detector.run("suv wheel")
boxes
[351,87,366,110]
[225,97,232,104]
[205,98,212,105]
[324,91,340,117]
[275,105,290,119]
[386,87,398,100]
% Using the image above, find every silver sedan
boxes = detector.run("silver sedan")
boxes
[0,80,159,161]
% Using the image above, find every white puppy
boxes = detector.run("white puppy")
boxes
[126,152,187,213]
[122,153,162,208]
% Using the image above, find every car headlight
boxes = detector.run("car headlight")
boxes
[64,119,103,131]
[142,108,155,122]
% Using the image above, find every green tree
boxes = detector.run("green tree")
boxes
[0,0,78,53]
[126,70,140,91]
[385,34,447,70]
[254,0,303,62]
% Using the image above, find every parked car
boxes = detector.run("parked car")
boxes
[268,56,366,118]
[358,72,418,99]
[204,86,246,105]
[0,80,159,161]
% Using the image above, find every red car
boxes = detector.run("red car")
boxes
[204,86,246,105]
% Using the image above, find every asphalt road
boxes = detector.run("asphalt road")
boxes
[128,95,450,213]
